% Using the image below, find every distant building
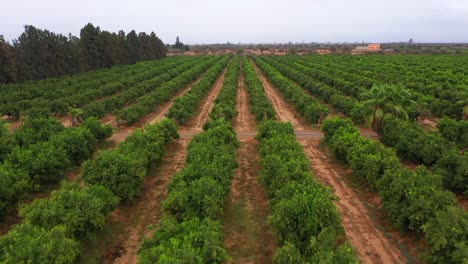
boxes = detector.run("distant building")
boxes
[368,43,381,51]
[352,43,381,54]
[315,48,332,55]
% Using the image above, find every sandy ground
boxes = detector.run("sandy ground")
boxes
[224,71,276,264]
[252,59,410,264]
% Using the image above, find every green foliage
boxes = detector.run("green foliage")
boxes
[82,150,146,200]
[117,56,217,124]
[256,120,295,141]
[321,117,354,143]
[163,119,238,220]
[382,118,467,192]
[0,223,79,264]
[243,57,276,121]
[253,57,329,123]
[19,183,119,240]
[378,167,455,231]
[83,118,179,200]
[433,151,468,192]
[13,117,64,147]
[51,127,96,164]
[0,165,31,219]
[209,56,239,122]
[140,119,237,261]
[321,118,465,262]
[258,121,357,261]
[7,141,69,184]
[138,217,228,264]
[437,117,468,149]
[423,207,468,264]
[359,83,414,132]
[81,117,113,140]
[167,57,230,124]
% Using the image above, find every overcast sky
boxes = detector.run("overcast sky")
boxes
[2,0,468,44]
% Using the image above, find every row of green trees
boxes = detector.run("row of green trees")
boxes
[139,60,241,262]
[243,58,276,121]
[296,55,468,119]
[252,57,329,123]
[81,56,206,120]
[166,56,230,123]
[209,56,240,122]
[0,57,187,120]
[242,57,357,262]
[322,117,467,263]
[119,56,222,125]
[382,119,468,193]
[0,23,166,84]
[262,56,467,194]
[0,117,112,220]
[256,121,358,263]
[0,118,179,263]
[437,117,468,149]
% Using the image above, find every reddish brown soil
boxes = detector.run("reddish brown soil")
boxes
[224,72,276,264]
[234,73,256,134]
[254,61,412,264]
[95,66,229,264]
[180,68,227,132]
[252,61,309,131]
[5,120,21,133]
[456,195,468,210]
[109,139,189,264]
[301,139,408,263]
[108,77,203,146]
[101,114,117,127]
[58,113,73,128]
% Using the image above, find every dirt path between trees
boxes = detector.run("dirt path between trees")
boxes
[301,139,408,263]
[181,68,228,132]
[224,72,276,264]
[253,61,410,264]
[82,66,229,264]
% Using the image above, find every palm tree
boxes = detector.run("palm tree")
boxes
[360,84,414,132]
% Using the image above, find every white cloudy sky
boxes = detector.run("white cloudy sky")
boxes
[2,0,468,44]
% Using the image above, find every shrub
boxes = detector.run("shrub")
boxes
[13,117,64,147]
[51,127,96,165]
[7,141,69,184]
[0,165,31,219]
[81,117,113,140]
[423,206,468,264]
[19,183,119,240]
[82,150,146,200]
[0,223,79,264]
[139,217,228,264]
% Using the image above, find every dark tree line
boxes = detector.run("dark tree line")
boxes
[0,23,167,84]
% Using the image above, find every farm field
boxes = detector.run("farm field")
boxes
[0,54,467,264]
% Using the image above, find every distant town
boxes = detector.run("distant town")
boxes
[167,40,468,56]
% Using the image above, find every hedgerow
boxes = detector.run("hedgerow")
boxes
[257,121,357,263]
[322,117,467,263]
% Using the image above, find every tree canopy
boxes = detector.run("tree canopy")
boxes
[0,23,167,84]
